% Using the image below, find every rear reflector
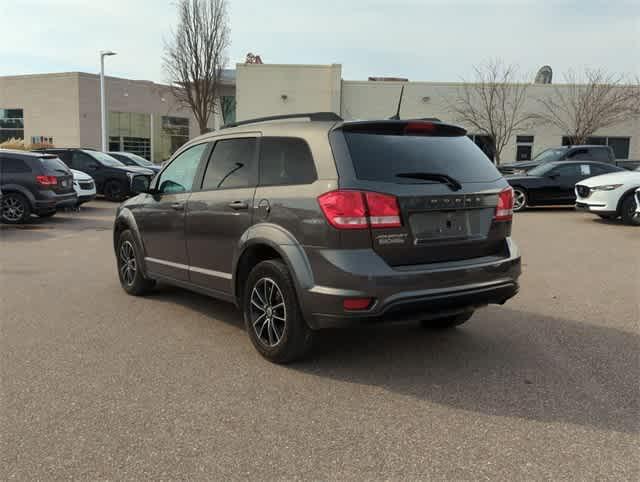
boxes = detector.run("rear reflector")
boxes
[494,187,514,221]
[318,190,402,230]
[36,175,58,186]
[343,298,373,311]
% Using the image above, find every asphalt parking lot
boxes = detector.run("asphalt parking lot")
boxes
[1,200,638,480]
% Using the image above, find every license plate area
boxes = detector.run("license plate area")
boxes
[409,209,491,243]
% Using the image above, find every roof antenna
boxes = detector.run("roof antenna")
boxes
[389,84,406,120]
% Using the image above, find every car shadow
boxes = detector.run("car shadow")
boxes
[145,286,639,434]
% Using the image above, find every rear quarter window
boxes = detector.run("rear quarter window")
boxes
[343,133,501,183]
[259,137,317,186]
[1,157,32,174]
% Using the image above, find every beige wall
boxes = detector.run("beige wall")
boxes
[342,80,640,161]
[0,73,81,147]
[236,64,341,121]
[1,72,233,160]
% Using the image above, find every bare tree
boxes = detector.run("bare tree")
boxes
[535,69,640,145]
[163,0,230,134]
[449,60,533,163]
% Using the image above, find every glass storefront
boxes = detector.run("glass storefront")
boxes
[0,108,24,143]
[109,112,190,162]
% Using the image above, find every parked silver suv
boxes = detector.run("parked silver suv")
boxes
[113,113,521,362]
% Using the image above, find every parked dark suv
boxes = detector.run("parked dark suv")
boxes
[113,113,521,362]
[0,149,77,223]
[498,145,616,175]
[36,148,155,201]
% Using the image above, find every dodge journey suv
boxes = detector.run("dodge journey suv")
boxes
[113,113,521,362]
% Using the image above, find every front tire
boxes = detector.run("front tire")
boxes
[116,230,155,295]
[420,310,474,330]
[512,188,527,212]
[620,195,637,225]
[104,180,126,202]
[244,260,313,364]
[1,192,31,224]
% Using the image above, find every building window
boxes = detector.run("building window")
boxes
[562,136,630,159]
[516,135,534,161]
[0,108,24,143]
[221,96,236,125]
[161,116,190,155]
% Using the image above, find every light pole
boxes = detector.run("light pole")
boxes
[99,50,117,152]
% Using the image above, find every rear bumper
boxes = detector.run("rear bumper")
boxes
[55,192,78,208]
[299,238,522,329]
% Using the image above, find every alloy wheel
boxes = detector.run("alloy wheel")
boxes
[119,240,137,286]
[250,277,287,347]
[2,196,26,222]
[513,189,526,211]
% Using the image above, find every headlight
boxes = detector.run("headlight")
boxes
[591,184,622,191]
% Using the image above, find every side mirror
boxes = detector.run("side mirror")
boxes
[130,174,151,194]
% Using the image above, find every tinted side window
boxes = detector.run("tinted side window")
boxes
[552,164,582,177]
[591,148,611,162]
[72,151,99,170]
[259,138,317,186]
[1,157,32,173]
[201,138,257,190]
[158,143,207,194]
[567,149,591,160]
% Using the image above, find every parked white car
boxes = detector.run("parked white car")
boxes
[575,169,640,225]
[71,169,97,206]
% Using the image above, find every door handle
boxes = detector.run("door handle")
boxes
[228,201,249,210]
[170,202,184,211]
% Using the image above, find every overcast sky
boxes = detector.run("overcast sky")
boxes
[2,0,638,83]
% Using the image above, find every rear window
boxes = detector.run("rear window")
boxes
[40,157,70,174]
[343,133,501,183]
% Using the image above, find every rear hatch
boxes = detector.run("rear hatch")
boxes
[329,121,513,266]
[39,155,75,194]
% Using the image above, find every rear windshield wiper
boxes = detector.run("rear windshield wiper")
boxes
[395,172,463,191]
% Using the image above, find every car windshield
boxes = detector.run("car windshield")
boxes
[125,153,153,166]
[532,148,566,163]
[528,162,558,176]
[88,151,125,167]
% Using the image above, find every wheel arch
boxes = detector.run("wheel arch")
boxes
[113,208,149,275]
[616,186,640,214]
[0,184,37,209]
[232,224,314,308]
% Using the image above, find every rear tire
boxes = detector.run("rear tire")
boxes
[116,229,155,295]
[1,192,31,224]
[620,195,637,225]
[243,260,313,364]
[420,310,474,330]
[512,188,527,212]
[104,180,126,202]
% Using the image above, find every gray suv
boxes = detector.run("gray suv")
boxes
[113,113,521,362]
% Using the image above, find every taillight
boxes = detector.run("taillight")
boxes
[36,175,58,186]
[494,187,514,221]
[317,190,402,230]
[364,192,402,228]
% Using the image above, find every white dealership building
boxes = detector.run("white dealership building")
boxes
[1,63,638,162]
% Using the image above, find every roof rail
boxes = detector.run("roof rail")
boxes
[222,112,343,129]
